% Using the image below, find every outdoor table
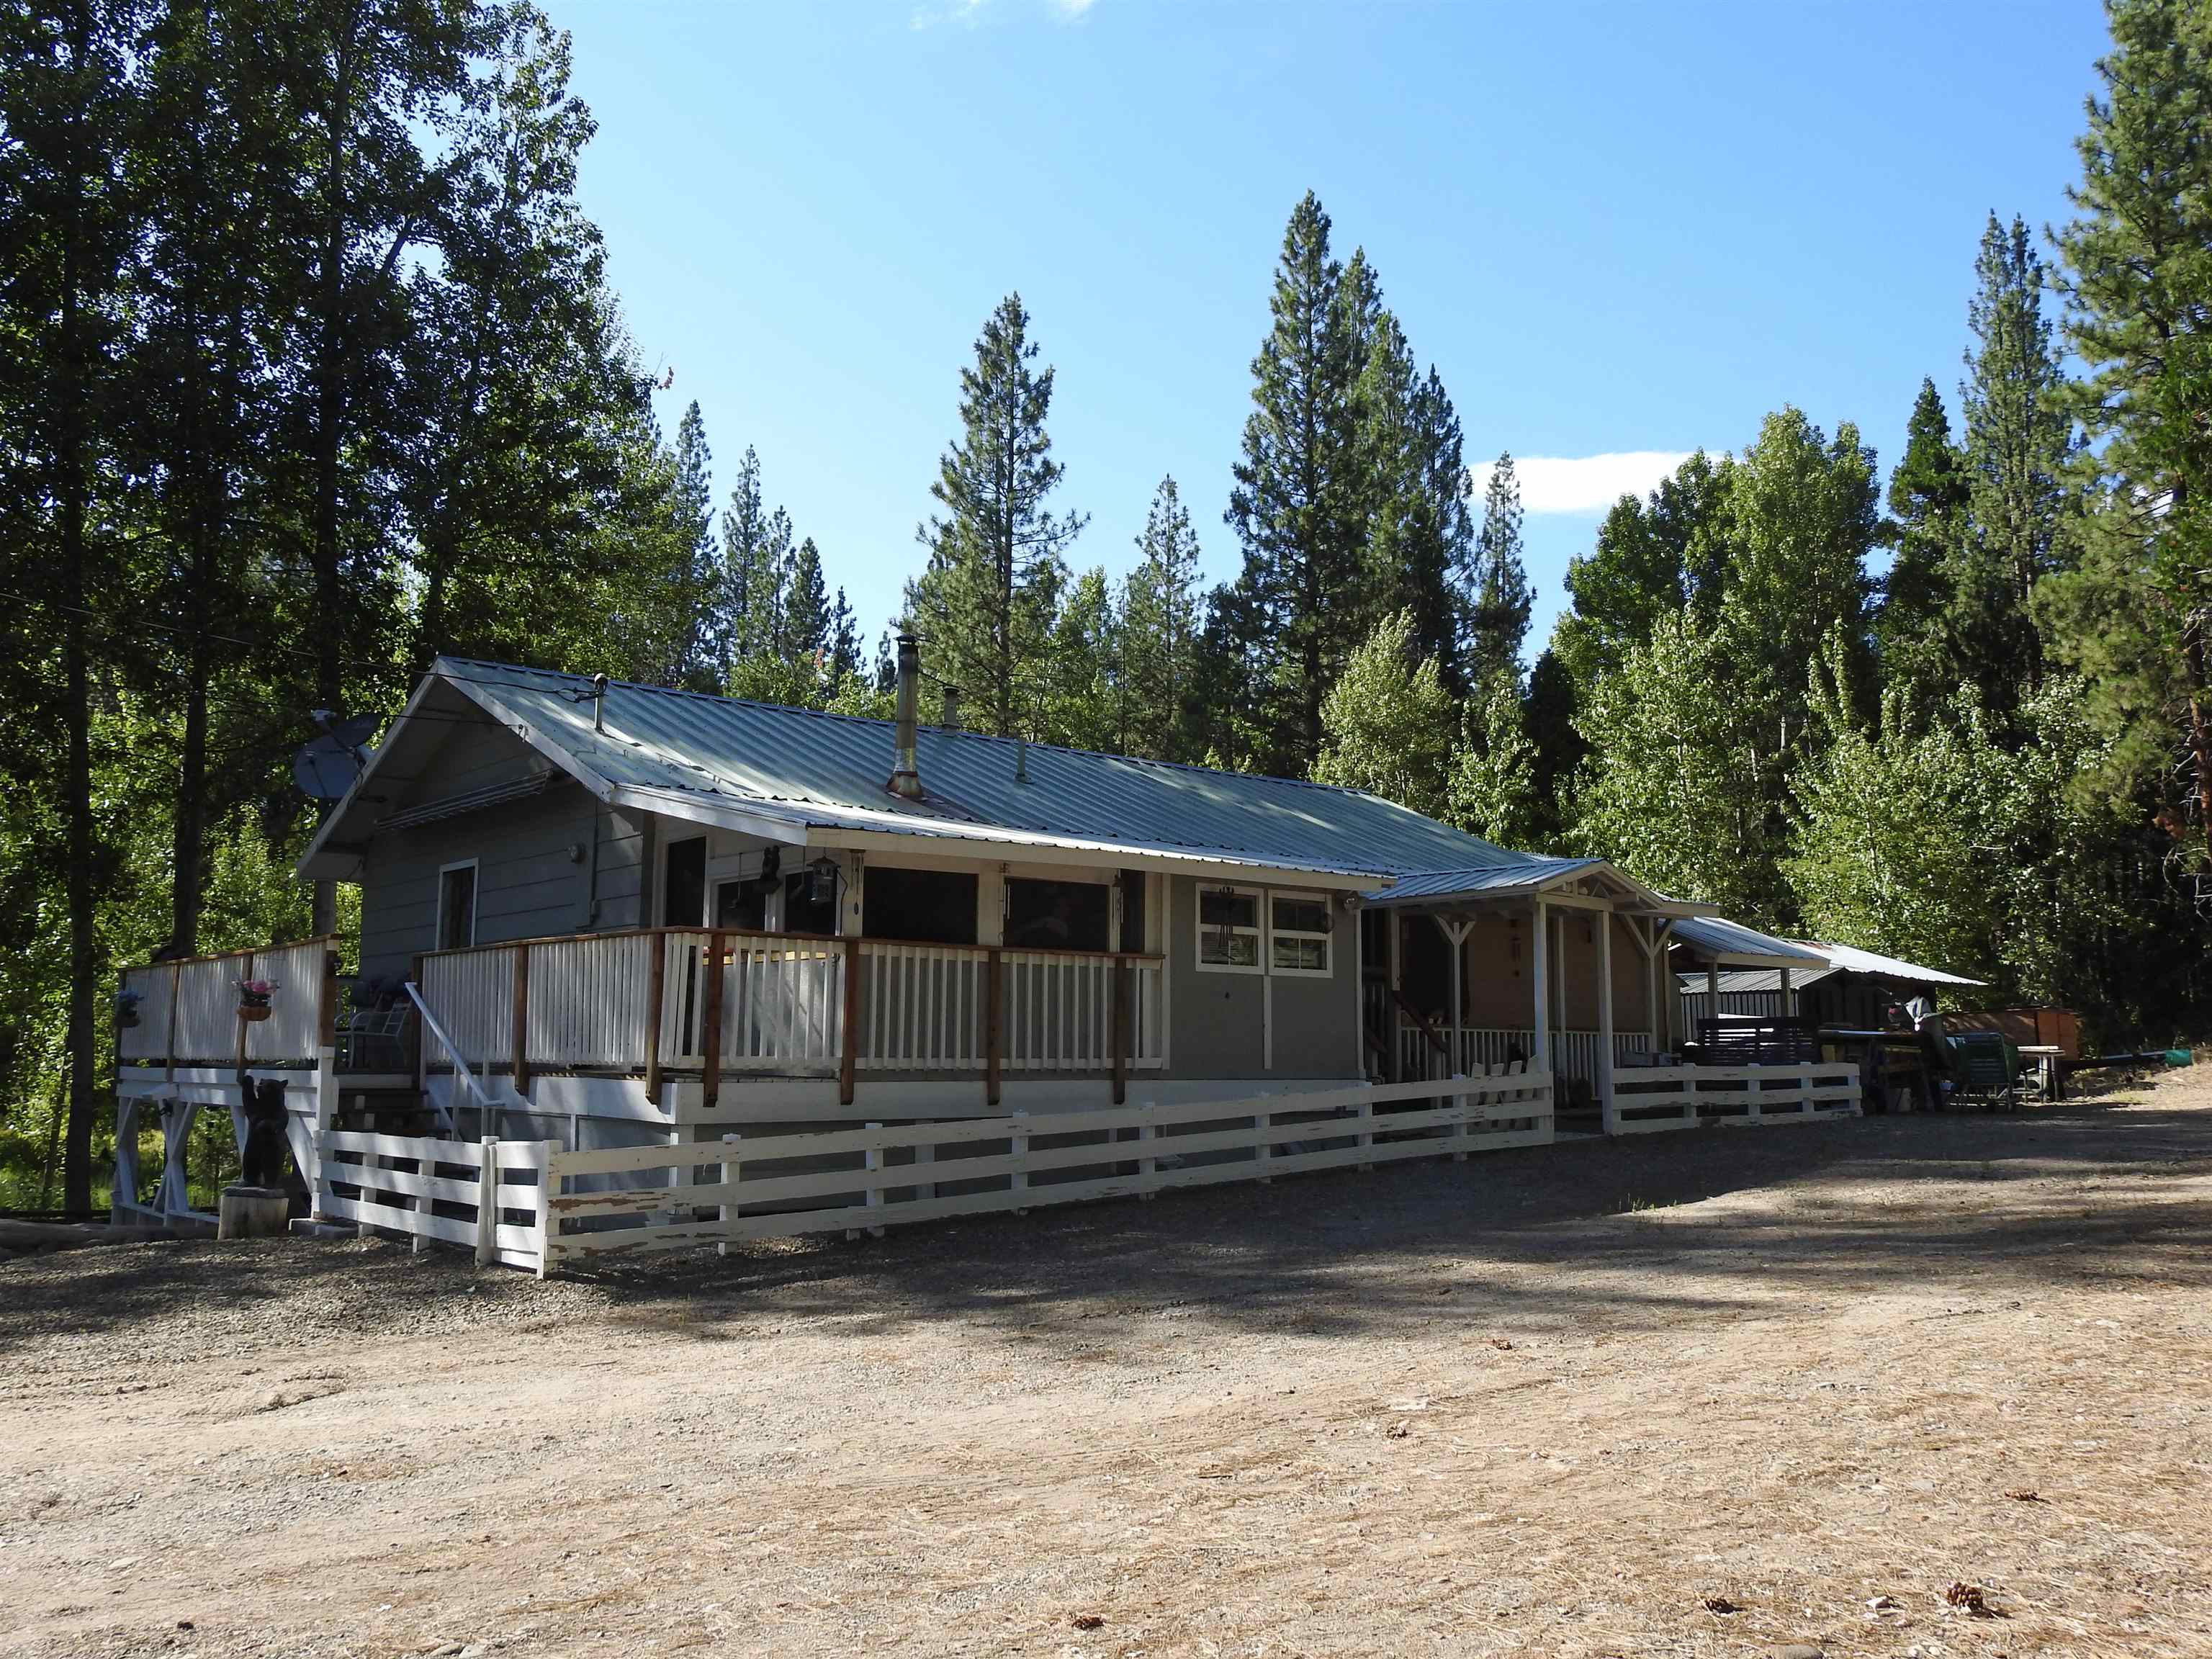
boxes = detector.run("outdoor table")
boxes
[2019,1043,2065,1102]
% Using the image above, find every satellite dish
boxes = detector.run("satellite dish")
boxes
[291,714,382,801]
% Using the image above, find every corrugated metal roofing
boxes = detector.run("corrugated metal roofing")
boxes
[1353,859,1606,903]
[1668,914,1827,969]
[431,657,1561,884]
[1676,966,1842,995]
[1674,943,1983,990]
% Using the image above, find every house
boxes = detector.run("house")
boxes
[112,641,1861,1265]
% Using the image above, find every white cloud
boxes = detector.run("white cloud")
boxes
[1470,451,1696,516]
[1051,0,1097,14]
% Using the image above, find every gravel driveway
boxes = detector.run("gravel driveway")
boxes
[4,1069,2208,1658]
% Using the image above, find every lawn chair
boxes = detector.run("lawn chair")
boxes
[1948,1030,2023,1113]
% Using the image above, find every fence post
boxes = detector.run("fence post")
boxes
[1452,1074,1469,1161]
[476,1136,499,1266]
[701,930,726,1111]
[1357,1092,1375,1171]
[1137,1110,1156,1199]
[511,945,531,1100]
[1010,1107,1028,1213]
[644,932,667,1105]
[1111,958,1128,1106]
[839,936,859,1106]
[1257,1107,1272,1183]
[986,947,1004,1108]
[533,1141,559,1279]
[864,1122,885,1239]
[715,1130,739,1256]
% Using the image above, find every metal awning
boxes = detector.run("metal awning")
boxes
[1667,914,1827,971]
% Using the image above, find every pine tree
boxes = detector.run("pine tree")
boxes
[905,292,1085,737]
[1120,476,1204,762]
[2048,0,2212,856]
[1223,193,1367,774]
[1959,211,2073,714]
[1466,452,1534,689]
[663,401,719,688]
[1875,377,1969,703]
[1044,566,1125,752]
[786,536,831,662]
[1353,309,1462,685]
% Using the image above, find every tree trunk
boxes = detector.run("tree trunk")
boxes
[307,21,356,940]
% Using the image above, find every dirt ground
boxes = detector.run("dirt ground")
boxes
[4,1069,2210,1659]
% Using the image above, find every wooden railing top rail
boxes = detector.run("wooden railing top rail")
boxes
[124,934,347,975]
[419,924,1163,966]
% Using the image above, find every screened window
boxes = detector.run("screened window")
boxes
[1269,892,1332,976]
[1197,886,1261,971]
[436,863,477,952]
[863,866,978,945]
[1005,877,1111,953]
[662,835,706,926]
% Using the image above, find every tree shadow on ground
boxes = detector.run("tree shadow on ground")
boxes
[6,1088,2206,1361]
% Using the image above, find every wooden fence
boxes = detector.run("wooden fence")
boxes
[313,1071,1551,1274]
[119,938,341,1069]
[1606,1063,1862,1133]
[313,1129,557,1272]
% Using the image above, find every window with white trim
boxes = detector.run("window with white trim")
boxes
[1269,891,1332,976]
[436,860,478,952]
[1196,884,1262,972]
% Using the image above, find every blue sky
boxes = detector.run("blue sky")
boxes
[558,0,2112,662]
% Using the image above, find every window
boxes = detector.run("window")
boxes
[662,835,706,926]
[1005,877,1111,953]
[1197,885,1262,972]
[1269,892,1333,976]
[863,866,978,945]
[436,861,477,952]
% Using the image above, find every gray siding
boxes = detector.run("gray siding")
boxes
[1166,876,1358,1080]
[355,720,645,980]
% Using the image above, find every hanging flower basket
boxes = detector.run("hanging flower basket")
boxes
[237,978,277,1023]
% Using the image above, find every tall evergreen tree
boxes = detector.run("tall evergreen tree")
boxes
[1875,377,1970,703]
[1120,476,1205,763]
[786,536,831,663]
[904,293,1084,737]
[1466,452,1534,689]
[2048,0,2212,859]
[1223,193,1367,773]
[664,400,719,687]
[1959,210,2073,713]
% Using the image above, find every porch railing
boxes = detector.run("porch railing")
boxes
[118,938,341,1071]
[415,927,1166,1105]
[1395,1026,1653,1087]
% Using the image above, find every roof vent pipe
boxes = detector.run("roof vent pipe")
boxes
[940,685,961,731]
[889,633,923,799]
[591,673,608,734]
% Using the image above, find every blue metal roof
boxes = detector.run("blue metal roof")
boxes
[421,657,1565,886]
[1668,914,1827,969]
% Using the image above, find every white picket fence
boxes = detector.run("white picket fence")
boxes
[313,1072,1552,1274]
[1606,1063,1861,1134]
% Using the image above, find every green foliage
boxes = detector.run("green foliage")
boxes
[1876,378,1971,703]
[1447,675,1544,850]
[1311,611,1454,820]
[1572,612,1782,924]
[1552,449,1732,692]
[905,292,1085,739]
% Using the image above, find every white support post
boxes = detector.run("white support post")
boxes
[915,1135,935,1201]
[1597,912,1617,1135]
[715,1131,739,1257]
[310,1045,337,1220]
[475,1136,499,1266]
[1529,900,1551,1079]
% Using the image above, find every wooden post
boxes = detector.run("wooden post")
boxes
[1597,912,1616,1135]
[839,935,860,1106]
[715,1130,739,1257]
[865,1122,884,1238]
[318,947,340,1048]
[409,952,427,1097]
[1779,964,1793,1018]
[1137,1117,1156,1198]
[1529,902,1550,1077]
[700,930,726,1111]
[985,947,1004,1108]
[1111,958,1129,1106]
[164,959,181,1086]
[1705,961,1720,1042]
[1010,1107,1029,1213]
[643,932,666,1105]
[475,1136,499,1265]
[233,950,256,1072]
[511,944,532,1100]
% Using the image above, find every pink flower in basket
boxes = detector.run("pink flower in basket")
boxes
[236,978,279,1020]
